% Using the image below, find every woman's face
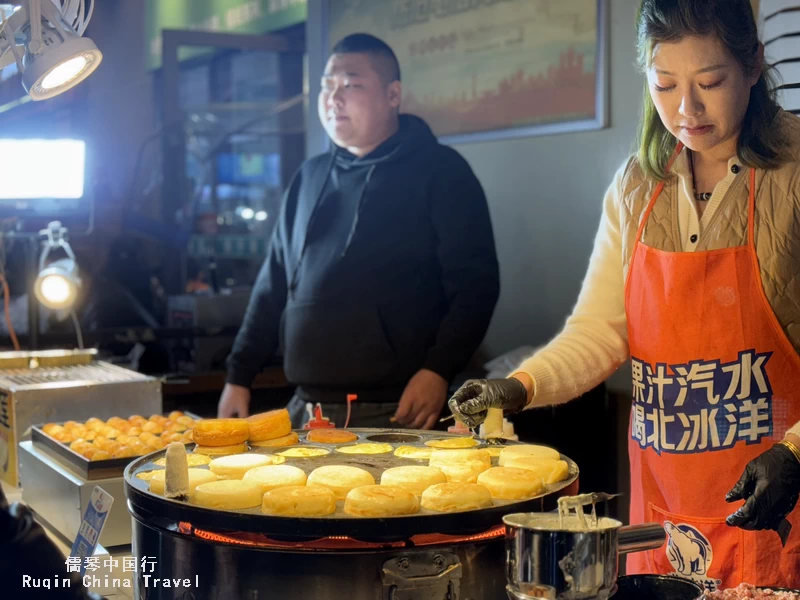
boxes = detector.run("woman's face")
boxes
[647,35,760,158]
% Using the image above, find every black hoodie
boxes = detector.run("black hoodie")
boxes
[227,114,499,403]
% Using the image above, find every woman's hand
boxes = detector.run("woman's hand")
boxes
[447,378,529,428]
[725,440,800,543]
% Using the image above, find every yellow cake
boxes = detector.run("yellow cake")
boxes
[476,467,546,500]
[261,485,337,517]
[344,485,420,517]
[306,465,375,500]
[380,466,447,496]
[420,483,494,512]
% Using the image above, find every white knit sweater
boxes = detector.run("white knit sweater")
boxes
[511,154,800,439]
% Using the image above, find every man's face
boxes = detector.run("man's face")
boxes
[318,52,401,152]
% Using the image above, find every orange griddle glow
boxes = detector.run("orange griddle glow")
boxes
[178,521,504,551]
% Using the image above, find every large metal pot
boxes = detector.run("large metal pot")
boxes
[614,575,704,600]
[504,513,667,600]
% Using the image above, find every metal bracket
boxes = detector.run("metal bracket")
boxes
[382,551,462,600]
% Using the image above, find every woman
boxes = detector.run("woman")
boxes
[449,0,800,590]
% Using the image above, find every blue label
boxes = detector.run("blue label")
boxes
[66,487,114,576]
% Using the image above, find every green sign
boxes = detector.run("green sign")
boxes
[145,0,307,69]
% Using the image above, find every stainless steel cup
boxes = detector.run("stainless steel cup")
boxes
[503,513,666,600]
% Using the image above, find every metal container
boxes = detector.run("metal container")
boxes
[613,575,704,600]
[0,356,161,485]
[504,513,667,600]
[17,440,130,547]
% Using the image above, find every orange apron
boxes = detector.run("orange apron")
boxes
[624,149,800,591]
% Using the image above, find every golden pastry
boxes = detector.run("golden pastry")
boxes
[344,485,420,517]
[261,485,336,517]
[193,442,249,457]
[429,448,491,467]
[306,429,359,444]
[142,421,164,435]
[246,409,292,442]
[42,423,64,436]
[380,466,447,496]
[106,417,129,430]
[307,465,375,500]
[243,464,308,493]
[89,449,111,461]
[208,454,274,479]
[498,445,560,466]
[92,436,112,451]
[112,445,139,459]
[420,482,493,512]
[192,418,249,447]
[476,467,545,500]
[503,457,570,484]
[249,432,299,448]
[145,437,166,450]
[69,440,92,454]
[193,480,263,510]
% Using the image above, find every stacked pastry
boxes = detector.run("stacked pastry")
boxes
[192,418,250,456]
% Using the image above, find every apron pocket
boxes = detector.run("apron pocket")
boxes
[647,502,745,591]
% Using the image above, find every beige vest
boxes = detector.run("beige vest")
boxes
[617,111,800,352]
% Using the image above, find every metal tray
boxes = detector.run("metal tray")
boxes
[124,428,580,541]
[31,412,200,480]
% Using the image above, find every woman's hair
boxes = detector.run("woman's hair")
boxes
[636,0,788,180]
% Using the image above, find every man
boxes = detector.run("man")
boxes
[218,33,499,429]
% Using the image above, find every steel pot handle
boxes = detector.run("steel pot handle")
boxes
[619,522,666,555]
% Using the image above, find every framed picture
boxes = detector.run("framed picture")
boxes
[325,0,608,144]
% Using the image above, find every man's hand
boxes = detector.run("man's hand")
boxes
[725,439,800,537]
[447,378,529,428]
[394,369,448,430]
[218,383,251,418]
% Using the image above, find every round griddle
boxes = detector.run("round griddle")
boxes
[124,428,579,541]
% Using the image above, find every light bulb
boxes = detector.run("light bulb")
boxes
[40,274,71,305]
[40,55,88,90]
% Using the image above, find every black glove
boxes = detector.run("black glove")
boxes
[447,378,528,428]
[725,443,800,545]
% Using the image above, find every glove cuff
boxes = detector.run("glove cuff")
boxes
[779,440,800,466]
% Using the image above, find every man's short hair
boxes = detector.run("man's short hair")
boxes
[331,33,401,85]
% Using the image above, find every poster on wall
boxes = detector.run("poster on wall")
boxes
[327,0,608,143]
